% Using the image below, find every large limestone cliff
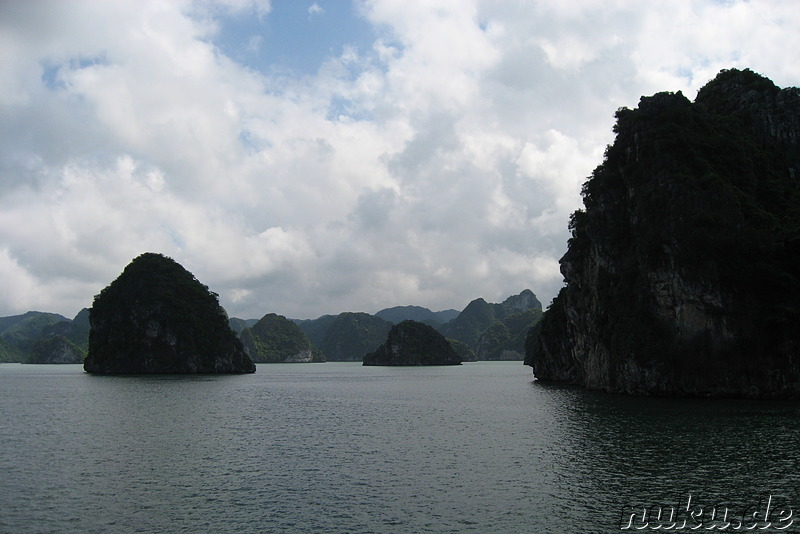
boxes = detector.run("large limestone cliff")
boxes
[526,69,800,398]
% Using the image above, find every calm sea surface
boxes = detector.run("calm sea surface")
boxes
[1,362,798,533]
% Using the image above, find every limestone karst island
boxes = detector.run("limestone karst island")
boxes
[525,68,800,398]
[83,252,255,374]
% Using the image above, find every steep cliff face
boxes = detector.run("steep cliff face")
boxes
[363,320,461,366]
[526,69,800,398]
[85,253,255,374]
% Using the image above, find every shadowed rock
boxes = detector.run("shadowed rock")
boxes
[526,69,800,398]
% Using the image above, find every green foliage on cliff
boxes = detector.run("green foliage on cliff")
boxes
[240,313,324,363]
[363,320,461,366]
[85,252,255,374]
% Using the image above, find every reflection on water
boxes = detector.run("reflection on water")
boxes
[0,363,797,533]
[544,383,800,530]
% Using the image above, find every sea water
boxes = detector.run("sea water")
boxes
[1,362,798,533]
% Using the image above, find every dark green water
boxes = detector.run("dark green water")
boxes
[1,362,797,533]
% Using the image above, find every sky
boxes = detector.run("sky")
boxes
[1,0,799,320]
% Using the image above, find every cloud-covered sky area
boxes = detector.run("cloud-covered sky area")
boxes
[1,0,799,320]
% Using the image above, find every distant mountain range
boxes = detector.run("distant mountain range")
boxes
[282,289,542,362]
[374,306,460,326]
[0,289,543,364]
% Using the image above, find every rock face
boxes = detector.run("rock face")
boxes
[526,69,800,398]
[363,320,461,366]
[240,313,324,363]
[84,253,255,374]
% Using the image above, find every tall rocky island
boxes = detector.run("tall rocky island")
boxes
[526,69,800,398]
[364,320,461,366]
[84,253,256,374]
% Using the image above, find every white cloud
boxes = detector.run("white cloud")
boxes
[0,0,798,319]
[308,2,324,17]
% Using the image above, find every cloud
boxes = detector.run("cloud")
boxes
[0,0,799,319]
[308,2,324,17]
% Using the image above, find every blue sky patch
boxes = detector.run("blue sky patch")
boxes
[211,0,376,76]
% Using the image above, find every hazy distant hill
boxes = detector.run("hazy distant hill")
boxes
[240,313,323,363]
[0,311,74,363]
[294,314,338,349]
[298,312,392,361]
[229,317,258,335]
[476,308,543,360]
[37,308,90,354]
[375,305,460,325]
[439,290,543,359]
